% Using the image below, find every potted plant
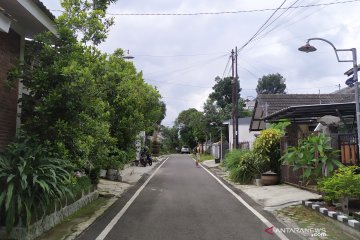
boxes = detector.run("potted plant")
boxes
[253,128,283,185]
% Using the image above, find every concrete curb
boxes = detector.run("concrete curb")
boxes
[302,200,360,231]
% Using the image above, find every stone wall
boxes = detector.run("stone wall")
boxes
[0,190,99,240]
[0,29,20,151]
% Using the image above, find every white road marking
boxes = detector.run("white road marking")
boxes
[197,159,290,240]
[95,157,169,240]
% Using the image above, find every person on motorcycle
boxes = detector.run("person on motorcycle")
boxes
[140,146,152,166]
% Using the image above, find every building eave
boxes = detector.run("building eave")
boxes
[0,0,57,37]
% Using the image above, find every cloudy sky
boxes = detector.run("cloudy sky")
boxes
[41,0,360,127]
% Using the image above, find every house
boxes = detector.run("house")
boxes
[250,93,355,145]
[250,94,354,131]
[226,117,260,150]
[248,93,358,185]
[0,0,56,150]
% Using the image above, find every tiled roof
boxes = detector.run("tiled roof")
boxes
[250,93,355,131]
[256,94,354,115]
[33,0,55,20]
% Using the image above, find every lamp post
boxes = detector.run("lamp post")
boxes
[298,38,360,158]
[210,122,223,161]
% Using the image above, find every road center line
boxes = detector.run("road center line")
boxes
[198,160,289,240]
[95,157,169,240]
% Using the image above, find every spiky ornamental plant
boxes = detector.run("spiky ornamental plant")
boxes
[0,134,73,232]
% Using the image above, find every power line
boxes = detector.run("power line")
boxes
[238,0,288,52]
[222,55,232,78]
[105,0,360,16]
[146,78,212,88]
[145,54,227,79]
[244,0,337,51]
[134,52,227,58]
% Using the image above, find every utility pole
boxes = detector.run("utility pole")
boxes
[231,48,239,149]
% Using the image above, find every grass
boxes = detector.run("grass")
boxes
[192,153,214,162]
[276,205,359,240]
[36,197,110,240]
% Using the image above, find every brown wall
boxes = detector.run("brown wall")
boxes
[0,29,20,151]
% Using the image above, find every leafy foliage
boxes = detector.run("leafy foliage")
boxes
[15,4,165,170]
[223,150,266,183]
[160,125,180,153]
[282,133,342,180]
[318,166,360,202]
[0,134,72,232]
[209,76,238,109]
[269,120,291,135]
[253,128,283,173]
[59,0,117,45]
[256,73,286,94]
[175,108,206,147]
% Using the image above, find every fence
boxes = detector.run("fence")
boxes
[280,133,359,186]
[210,141,229,160]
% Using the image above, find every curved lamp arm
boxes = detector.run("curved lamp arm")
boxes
[306,38,353,63]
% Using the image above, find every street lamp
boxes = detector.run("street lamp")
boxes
[210,122,223,162]
[299,38,360,158]
[123,50,134,59]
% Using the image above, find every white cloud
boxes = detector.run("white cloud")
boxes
[42,0,360,126]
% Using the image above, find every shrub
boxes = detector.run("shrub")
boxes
[101,147,127,170]
[84,167,100,185]
[223,149,244,170]
[282,133,341,180]
[0,134,72,232]
[318,166,360,203]
[69,176,92,195]
[253,128,282,173]
[224,150,266,184]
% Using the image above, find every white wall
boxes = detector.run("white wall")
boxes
[228,117,259,150]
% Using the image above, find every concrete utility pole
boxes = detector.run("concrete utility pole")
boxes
[231,48,239,149]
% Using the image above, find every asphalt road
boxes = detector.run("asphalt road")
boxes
[77,154,297,240]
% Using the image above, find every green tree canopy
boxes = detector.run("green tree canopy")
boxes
[256,73,286,94]
[15,0,165,168]
[175,108,206,147]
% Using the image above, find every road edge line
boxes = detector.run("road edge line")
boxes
[200,163,289,240]
[95,157,169,240]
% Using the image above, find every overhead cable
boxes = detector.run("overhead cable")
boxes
[103,0,359,16]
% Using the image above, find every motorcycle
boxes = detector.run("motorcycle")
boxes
[139,151,153,167]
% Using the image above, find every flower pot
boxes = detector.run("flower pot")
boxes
[255,178,262,186]
[99,169,107,178]
[261,171,280,186]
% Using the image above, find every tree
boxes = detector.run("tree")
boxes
[209,76,238,109]
[160,125,179,153]
[204,76,250,142]
[101,50,165,152]
[175,108,206,147]
[256,73,286,94]
[14,0,166,168]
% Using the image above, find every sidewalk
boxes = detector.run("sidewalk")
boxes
[202,159,360,240]
[201,160,321,211]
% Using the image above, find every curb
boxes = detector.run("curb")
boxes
[302,200,360,231]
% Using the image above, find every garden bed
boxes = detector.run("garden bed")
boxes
[0,189,98,240]
[302,200,360,232]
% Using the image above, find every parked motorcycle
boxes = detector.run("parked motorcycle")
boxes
[139,148,153,167]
